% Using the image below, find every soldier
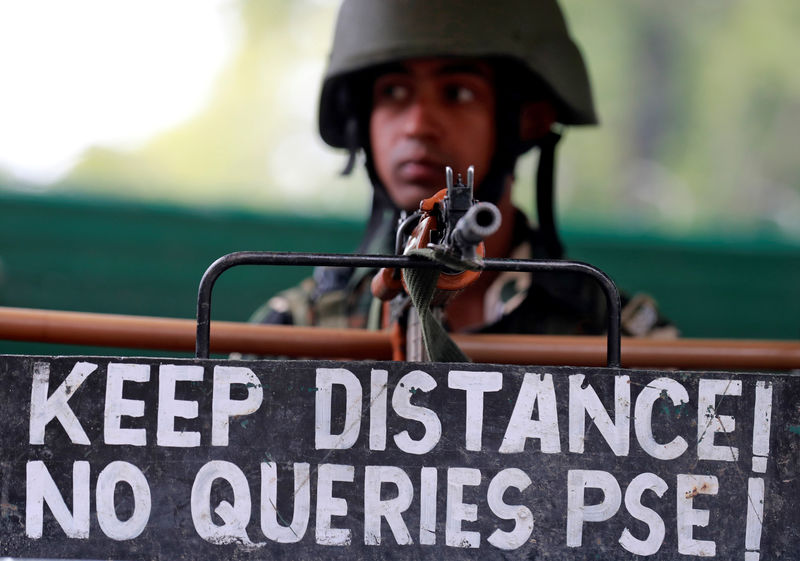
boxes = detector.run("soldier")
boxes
[254,0,674,339]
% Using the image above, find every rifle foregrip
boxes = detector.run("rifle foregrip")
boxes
[371,267,404,301]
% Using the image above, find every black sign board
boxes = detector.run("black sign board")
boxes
[1,355,799,560]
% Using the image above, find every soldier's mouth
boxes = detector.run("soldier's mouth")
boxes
[396,159,445,185]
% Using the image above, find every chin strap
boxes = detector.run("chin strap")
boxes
[536,130,564,258]
[340,117,360,176]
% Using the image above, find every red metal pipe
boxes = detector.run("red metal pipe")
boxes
[1,306,798,370]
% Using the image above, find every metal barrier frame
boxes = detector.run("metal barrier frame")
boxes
[195,251,622,367]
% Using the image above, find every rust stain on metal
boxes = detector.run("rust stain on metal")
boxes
[685,481,712,499]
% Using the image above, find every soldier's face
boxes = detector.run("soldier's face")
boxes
[370,58,497,212]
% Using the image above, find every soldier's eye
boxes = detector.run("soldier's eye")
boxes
[378,83,410,102]
[445,84,476,103]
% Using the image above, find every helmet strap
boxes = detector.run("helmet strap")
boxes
[535,130,564,258]
[357,140,401,254]
[340,117,360,176]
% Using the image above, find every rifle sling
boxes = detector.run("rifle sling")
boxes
[401,248,471,363]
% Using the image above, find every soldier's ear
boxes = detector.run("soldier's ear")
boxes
[519,100,557,142]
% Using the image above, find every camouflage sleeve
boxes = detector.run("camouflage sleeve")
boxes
[248,277,318,327]
[228,278,319,360]
[620,293,679,338]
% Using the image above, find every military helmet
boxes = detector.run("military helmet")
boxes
[318,0,597,149]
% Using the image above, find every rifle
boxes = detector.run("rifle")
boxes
[370,165,501,361]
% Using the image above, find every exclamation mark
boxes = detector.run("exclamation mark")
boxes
[746,381,772,561]
[745,477,765,561]
[751,381,773,473]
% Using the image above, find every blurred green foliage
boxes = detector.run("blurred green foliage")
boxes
[554,0,800,238]
[5,0,800,239]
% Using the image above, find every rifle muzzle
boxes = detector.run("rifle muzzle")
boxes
[452,201,502,258]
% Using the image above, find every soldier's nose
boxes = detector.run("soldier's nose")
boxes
[402,99,442,138]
